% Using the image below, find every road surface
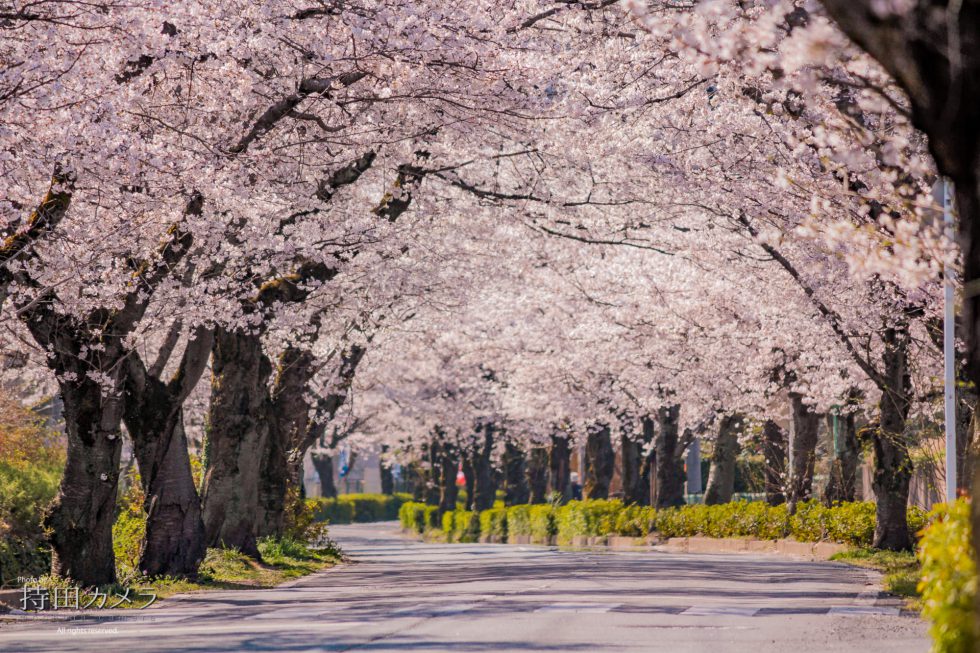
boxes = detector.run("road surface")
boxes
[0,522,928,652]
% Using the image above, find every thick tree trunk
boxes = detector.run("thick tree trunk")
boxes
[471,424,496,511]
[872,326,913,551]
[380,445,394,495]
[503,442,529,506]
[200,329,271,558]
[461,457,475,510]
[527,447,549,504]
[654,407,686,509]
[762,419,787,506]
[704,414,741,505]
[423,441,441,506]
[438,441,460,513]
[549,432,572,502]
[823,409,860,504]
[621,418,654,506]
[46,375,125,586]
[786,394,820,513]
[311,452,336,498]
[123,328,211,578]
[257,348,316,538]
[584,424,614,500]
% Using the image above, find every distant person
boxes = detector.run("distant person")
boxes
[570,472,583,500]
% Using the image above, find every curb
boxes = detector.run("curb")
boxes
[406,529,846,560]
[661,536,847,560]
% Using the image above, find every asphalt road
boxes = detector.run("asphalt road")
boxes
[0,522,928,652]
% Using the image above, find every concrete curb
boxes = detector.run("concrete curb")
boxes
[661,536,847,560]
[409,528,846,560]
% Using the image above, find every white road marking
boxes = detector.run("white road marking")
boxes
[829,606,901,616]
[535,602,621,613]
[681,606,760,617]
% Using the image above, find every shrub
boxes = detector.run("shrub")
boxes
[555,499,623,544]
[399,501,418,530]
[442,510,456,540]
[507,505,533,536]
[480,507,508,540]
[452,510,480,543]
[315,493,412,525]
[918,499,975,653]
[0,396,64,587]
[529,505,557,542]
[112,466,147,581]
[613,505,656,537]
[314,497,355,524]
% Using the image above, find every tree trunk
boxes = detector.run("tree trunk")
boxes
[823,409,860,504]
[654,407,686,509]
[622,418,654,506]
[200,329,271,558]
[584,424,614,500]
[438,441,460,514]
[380,445,394,495]
[123,328,211,578]
[471,424,496,511]
[257,347,316,538]
[762,419,787,506]
[423,441,441,506]
[461,457,475,510]
[704,414,741,505]
[311,452,336,498]
[527,447,549,504]
[872,325,913,551]
[46,375,125,586]
[786,394,820,513]
[549,432,572,502]
[503,442,529,505]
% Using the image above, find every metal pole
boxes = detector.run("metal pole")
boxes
[944,177,957,502]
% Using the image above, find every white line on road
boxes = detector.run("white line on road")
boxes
[535,603,621,613]
[681,606,760,617]
[829,606,901,616]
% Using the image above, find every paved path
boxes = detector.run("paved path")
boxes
[0,522,928,652]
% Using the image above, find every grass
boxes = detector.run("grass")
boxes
[831,547,922,610]
[20,536,342,610]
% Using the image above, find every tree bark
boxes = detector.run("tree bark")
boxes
[527,447,549,504]
[200,328,271,558]
[823,408,860,504]
[438,440,460,514]
[704,414,741,505]
[762,419,787,506]
[621,417,654,506]
[311,452,336,498]
[786,394,820,513]
[380,445,394,495]
[584,424,614,500]
[471,423,496,511]
[503,442,529,505]
[123,326,211,577]
[654,407,686,509]
[47,372,125,586]
[257,347,316,538]
[872,325,913,551]
[549,432,572,502]
[422,441,441,506]
[461,457,475,510]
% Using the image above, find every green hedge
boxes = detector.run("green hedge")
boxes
[315,493,411,525]
[918,499,975,653]
[404,498,930,550]
[529,505,557,542]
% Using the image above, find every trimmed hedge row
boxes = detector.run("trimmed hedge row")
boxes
[400,498,929,548]
[314,493,412,524]
[918,499,975,653]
